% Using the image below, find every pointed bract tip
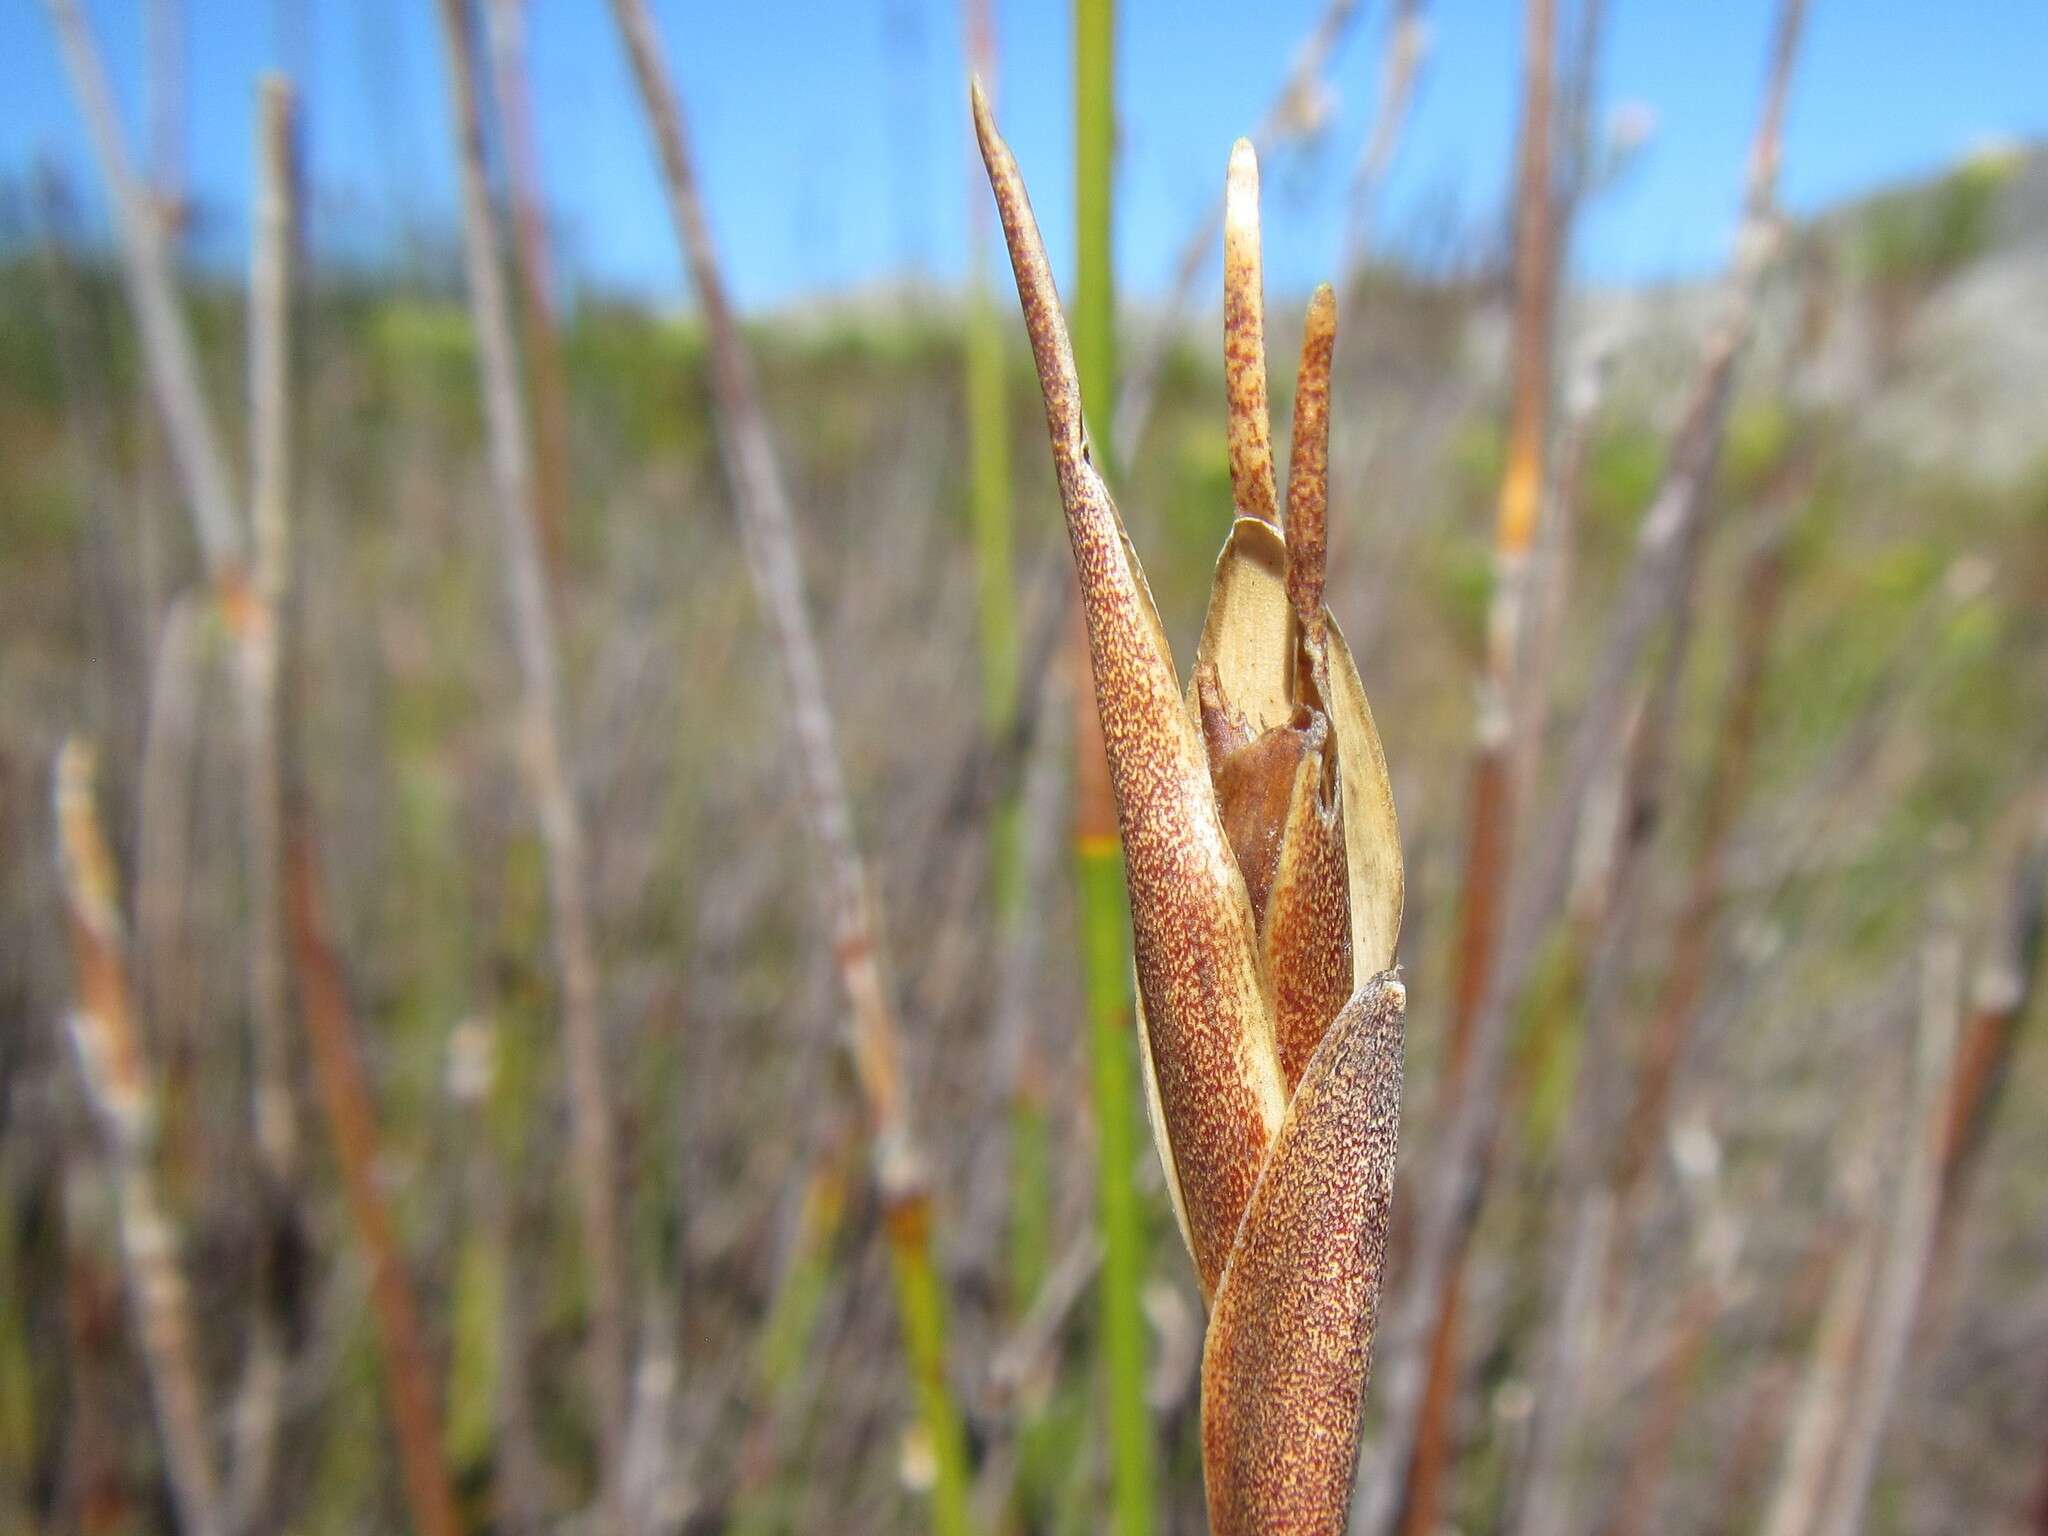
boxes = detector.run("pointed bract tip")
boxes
[968,74,995,142]
[1309,281,1337,324]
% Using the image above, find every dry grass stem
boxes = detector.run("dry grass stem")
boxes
[610,0,920,1156]
[1354,4,1808,1527]
[1814,936,1961,1536]
[283,830,466,1536]
[54,739,225,1536]
[44,0,245,582]
[1401,1,1556,1524]
[610,1,971,1524]
[434,0,631,1501]
[483,0,576,596]
[223,77,300,1535]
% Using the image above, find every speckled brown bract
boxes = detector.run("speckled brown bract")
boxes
[1203,974,1406,1536]
[974,81,1408,1533]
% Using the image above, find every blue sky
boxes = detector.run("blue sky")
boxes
[6,1,2045,311]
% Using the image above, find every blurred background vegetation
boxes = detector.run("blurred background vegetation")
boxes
[1,2,2046,1534]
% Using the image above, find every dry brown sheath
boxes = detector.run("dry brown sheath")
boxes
[975,83,1405,1533]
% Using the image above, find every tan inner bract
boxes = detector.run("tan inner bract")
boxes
[1199,658,1334,931]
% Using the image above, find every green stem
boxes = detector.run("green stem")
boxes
[967,278,1018,745]
[1073,0,1118,478]
[886,1196,973,1536]
[1081,844,1153,1536]
[1073,3,1151,1528]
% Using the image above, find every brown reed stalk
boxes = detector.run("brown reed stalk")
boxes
[53,740,225,1536]
[45,11,474,1526]
[1507,1188,1613,1536]
[57,1162,138,1535]
[1400,3,1556,1528]
[1813,935,1960,1536]
[1113,0,1366,466]
[1934,795,2048,1234]
[1610,512,1793,1221]
[282,827,466,1536]
[222,78,301,1536]
[432,1,631,1506]
[1595,1272,1720,1536]
[1762,1243,1873,1536]
[1512,484,1805,1536]
[41,12,466,1531]
[606,3,971,1527]
[1353,7,1806,1528]
[482,0,575,596]
[1511,342,1609,805]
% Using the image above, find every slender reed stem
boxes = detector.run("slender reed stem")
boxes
[960,0,1050,1333]
[283,829,466,1536]
[1354,7,1807,1529]
[1611,512,1793,1222]
[223,77,300,1536]
[43,11,480,1525]
[1761,1223,1877,1536]
[42,0,244,583]
[1071,0,1154,1526]
[483,0,575,597]
[1814,936,1960,1536]
[1402,2,1555,1527]
[433,1,631,1506]
[53,740,225,1536]
[1933,796,2048,1236]
[605,3,970,1527]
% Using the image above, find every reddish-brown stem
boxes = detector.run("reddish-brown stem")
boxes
[1354,8,1807,1528]
[1401,3,1555,1527]
[1612,518,1791,1217]
[283,830,465,1536]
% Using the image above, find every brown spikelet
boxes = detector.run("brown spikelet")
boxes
[977,88,1407,1530]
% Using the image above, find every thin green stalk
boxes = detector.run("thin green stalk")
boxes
[887,1196,974,1536]
[1073,2,1151,1529]
[1073,0,1117,476]
[1008,1078,1052,1312]
[1081,843,1152,1536]
[968,282,1018,751]
[961,0,1042,1320]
